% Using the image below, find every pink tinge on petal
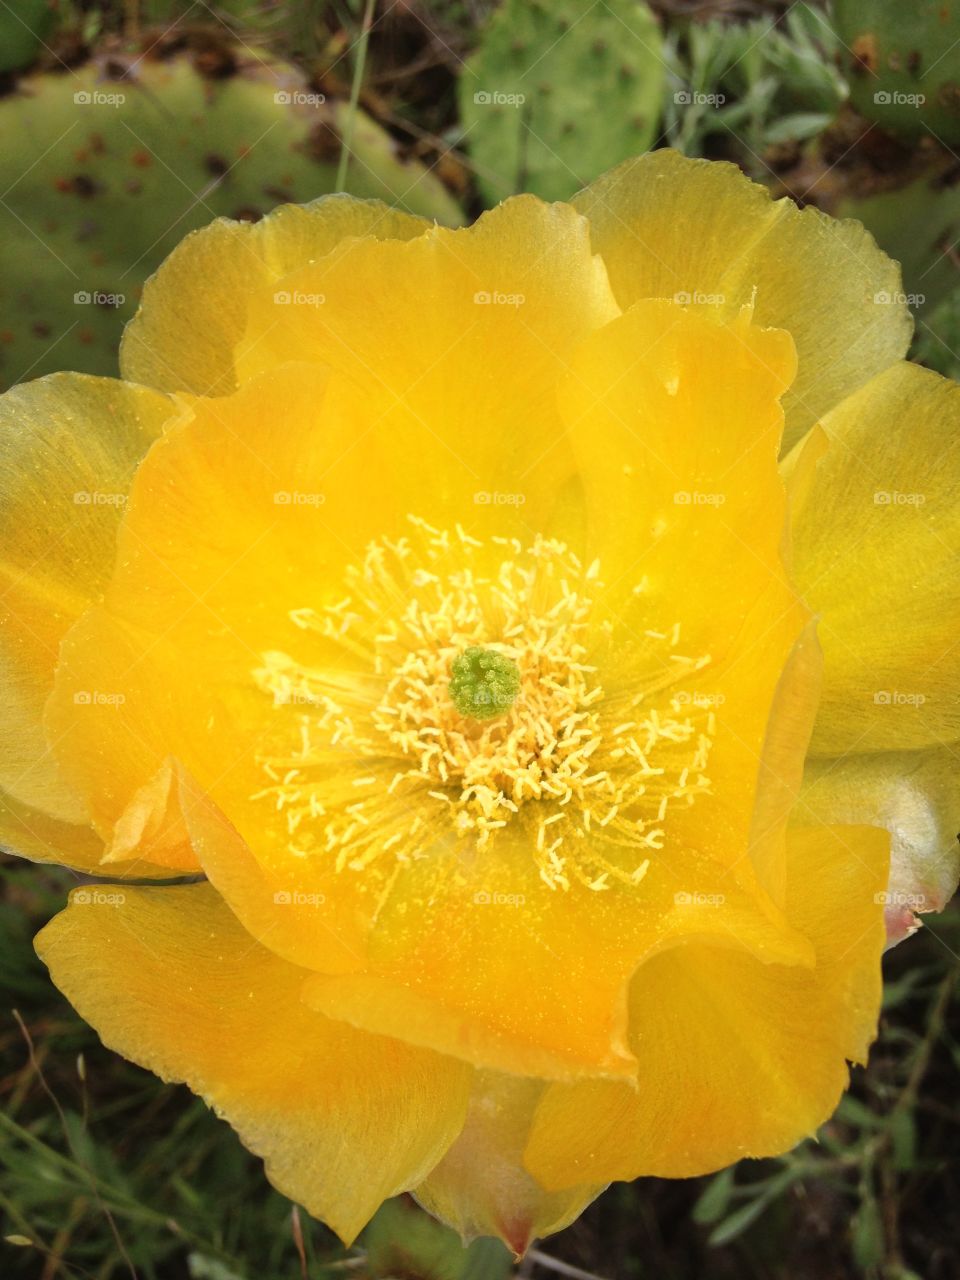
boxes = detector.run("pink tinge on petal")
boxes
[884,903,922,948]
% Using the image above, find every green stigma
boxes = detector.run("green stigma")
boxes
[449,646,521,721]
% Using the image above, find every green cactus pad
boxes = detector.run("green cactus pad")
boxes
[459,0,665,205]
[0,56,463,389]
[834,0,960,143]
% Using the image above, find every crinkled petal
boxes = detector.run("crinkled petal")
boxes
[792,362,960,757]
[234,197,619,400]
[183,774,810,1081]
[802,749,960,942]
[573,150,911,451]
[35,882,471,1243]
[524,824,888,1188]
[120,197,432,396]
[558,300,813,898]
[0,373,177,867]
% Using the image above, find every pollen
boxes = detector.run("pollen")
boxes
[252,516,715,892]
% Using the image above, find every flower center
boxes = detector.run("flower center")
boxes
[449,647,521,721]
[252,516,715,891]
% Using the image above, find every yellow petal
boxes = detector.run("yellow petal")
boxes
[558,300,814,898]
[0,786,102,866]
[802,749,960,942]
[235,195,620,401]
[524,824,888,1189]
[45,609,200,873]
[0,373,176,838]
[120,197,432,396]
[573,150,911,451]
[35,882,471,1243]
[748,620,823,905]
[184,773,810,1081]
[414,1072,603,1254]
[792,362,960,756]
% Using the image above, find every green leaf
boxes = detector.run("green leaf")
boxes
[693,1166,737,1225]
[851,1195,885,1270]
[889,1109,918,1171]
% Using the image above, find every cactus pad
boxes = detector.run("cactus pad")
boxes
[834,0,960,143]
[459,0,664,205]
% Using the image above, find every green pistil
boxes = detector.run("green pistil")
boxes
[449,646,521,721]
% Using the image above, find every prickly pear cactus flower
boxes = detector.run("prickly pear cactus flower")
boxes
[3,150,959,1251]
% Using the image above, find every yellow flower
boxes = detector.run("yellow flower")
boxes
[2,150,956,1251]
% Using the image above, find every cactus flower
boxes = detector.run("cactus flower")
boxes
[3,150,958,1251]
